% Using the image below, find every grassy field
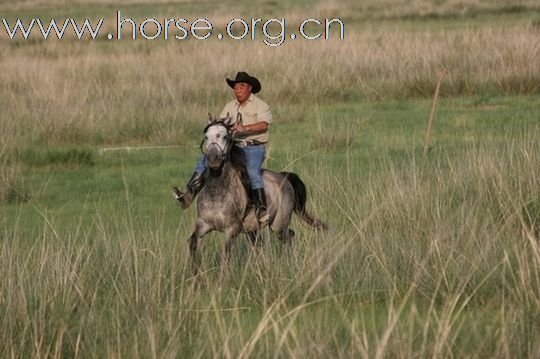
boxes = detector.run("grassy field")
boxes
[1,0,540,357]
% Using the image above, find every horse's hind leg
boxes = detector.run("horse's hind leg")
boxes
[270,204,294,245]
[277,228,295,245]
[188,220,212,274]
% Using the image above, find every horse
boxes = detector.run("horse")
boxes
[186,114,327,270]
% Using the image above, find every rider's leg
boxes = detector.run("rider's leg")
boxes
[172,156,207,209]
[244,144,269,224]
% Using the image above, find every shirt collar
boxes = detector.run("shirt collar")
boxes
[235,93,255,106]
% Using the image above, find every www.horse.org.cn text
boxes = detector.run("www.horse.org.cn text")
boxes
[1,11,345,46]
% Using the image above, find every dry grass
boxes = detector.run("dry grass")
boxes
[1,23,538,148]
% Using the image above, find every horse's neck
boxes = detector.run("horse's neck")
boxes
[203,161,249,213]
[205,162,240,193]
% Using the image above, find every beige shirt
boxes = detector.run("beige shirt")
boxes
[220,93,272,143]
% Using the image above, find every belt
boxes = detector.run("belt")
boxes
[235,139,266,147]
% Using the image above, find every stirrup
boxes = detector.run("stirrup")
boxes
[256,207,269,225]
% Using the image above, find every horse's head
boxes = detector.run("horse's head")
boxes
[201,113,238,170]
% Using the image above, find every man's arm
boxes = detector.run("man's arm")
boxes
[234,121,268,135]
[234,98,271,134]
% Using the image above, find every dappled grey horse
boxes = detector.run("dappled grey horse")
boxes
[186,114,327,269]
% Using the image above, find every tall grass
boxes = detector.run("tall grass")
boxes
[1,23,539,148]
[1,131,538,357]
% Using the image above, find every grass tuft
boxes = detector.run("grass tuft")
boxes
[17,147,96,167]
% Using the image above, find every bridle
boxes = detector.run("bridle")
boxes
[199,113,242,159]
[199,123,231,158]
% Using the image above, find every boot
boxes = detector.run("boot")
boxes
[172,172,204,209]
[252,188,269,225]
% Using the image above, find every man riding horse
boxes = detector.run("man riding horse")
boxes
[173,71,271,225]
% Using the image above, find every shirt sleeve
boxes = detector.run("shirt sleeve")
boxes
[257,100,273,124]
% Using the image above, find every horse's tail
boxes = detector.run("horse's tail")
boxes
[281,172,328,231]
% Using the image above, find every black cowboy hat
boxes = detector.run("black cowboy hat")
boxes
[226,72,261,94]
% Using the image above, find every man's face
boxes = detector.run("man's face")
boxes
[234,82,252,103]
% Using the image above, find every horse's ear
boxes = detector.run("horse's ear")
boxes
[207,113,213,124]
[236,113,243,125]
[225,112,232,125]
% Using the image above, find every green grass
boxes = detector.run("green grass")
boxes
[5,95,538,233]
[1,95,539,356]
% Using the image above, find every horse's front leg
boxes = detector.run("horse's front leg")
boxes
[188,220,212,275]
[222,225,242,266]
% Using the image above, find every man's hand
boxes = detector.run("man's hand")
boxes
[234,123,247,134]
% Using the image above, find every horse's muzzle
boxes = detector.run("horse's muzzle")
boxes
[207,146,224,169]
